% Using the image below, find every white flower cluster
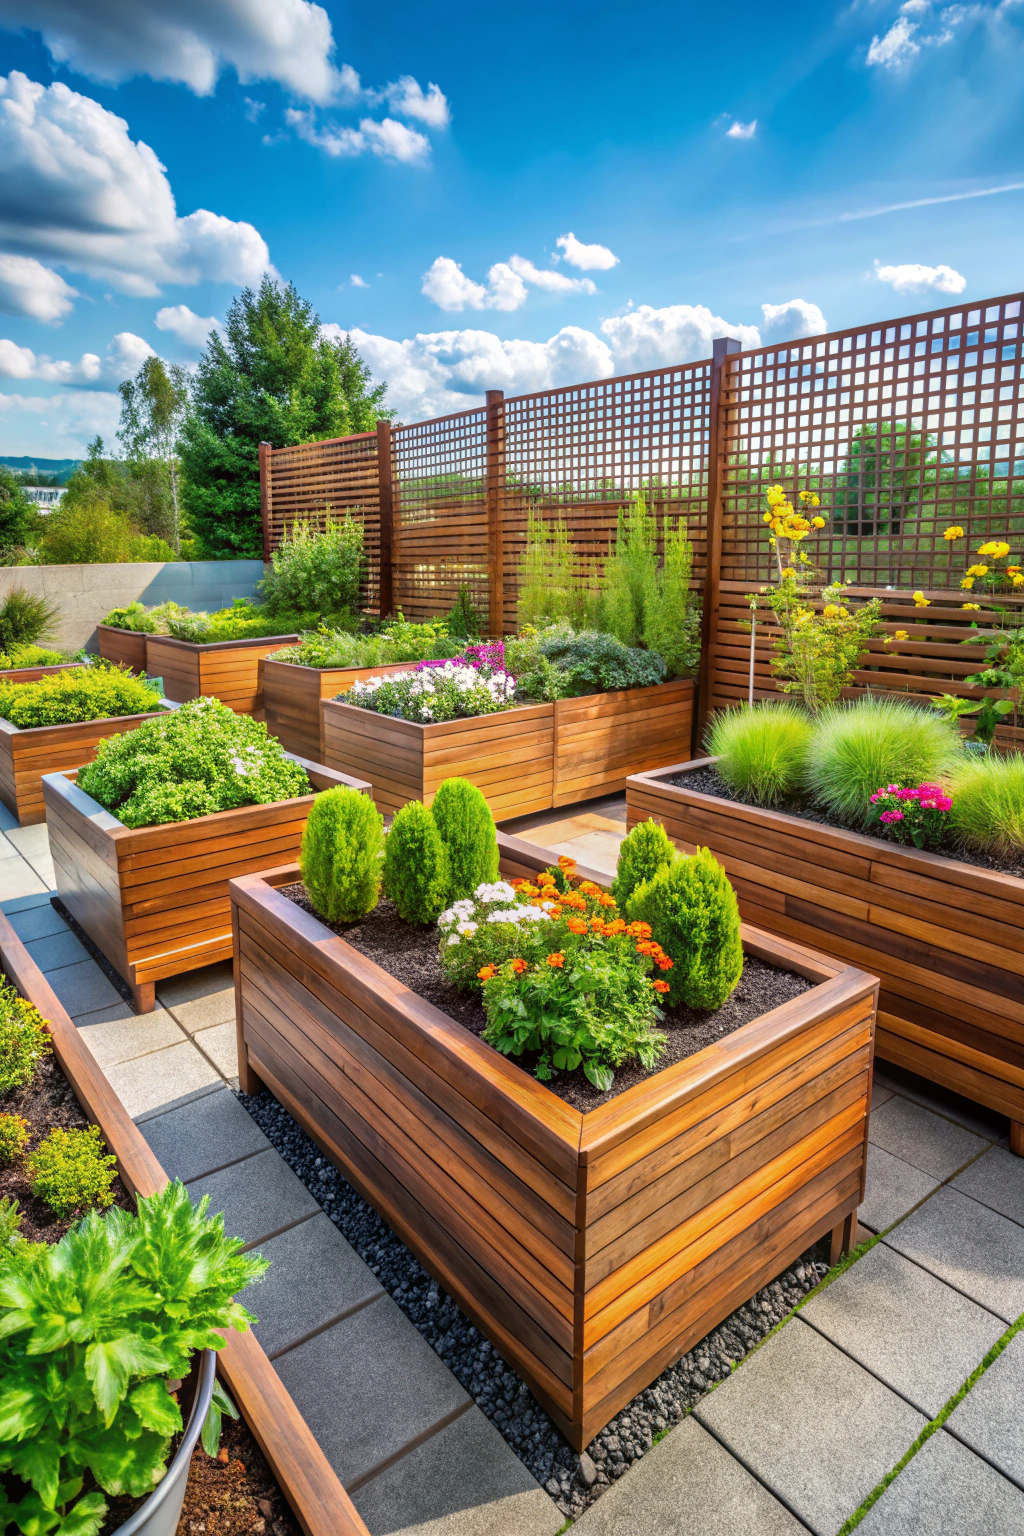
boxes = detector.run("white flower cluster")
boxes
[437,880,549,945]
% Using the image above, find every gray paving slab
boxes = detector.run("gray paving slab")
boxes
[157,960,234,1009]
[884,1186,1024,1324]
[951,1146,1024,1229]
[856,1426,1024,1535]
[141,1086,271,1183]
[945,1329,1024,1488]
[109,1038,221,1118]
[567,1415,802,1536]
[868,1094,991,1179]
[7,901,66,941]
[694,1318,926,1536]
[45,957,122,1017]
[132,1082,222,1123]
[877,1070,1009,1144]
[24,851,56,887]
[273,1294,470,1489]
[859,1144,940,1233]
[352,1404,564,1536]
[241,1213,383,1359]
[193,1020,238,1078]
[185,1144,318,1249]
[871,1082,895,1112]
[801,1241,1005,1417]
[0,889,52,914]
[0,860,48,900]
[78,1007,186,1068]
[5,823,51,857]
[23,927,90,972]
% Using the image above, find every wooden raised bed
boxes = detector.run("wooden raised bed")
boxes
[322,678,694,819]
[97,624,148,673]
[262,657,419,760]
[0,906,370,1536]
[0,699,169,826]
[627,759,1024,1152]
[229,833,877,1449]
[43,756,369,1013]
[145,633,300,717]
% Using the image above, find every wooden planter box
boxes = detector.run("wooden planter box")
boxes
[627,759,1024,1153]
[229,833,876,1449]
[145,633,300,716]
[262,657,420,760]
[97,624,148,672]
[322,678,694,819]
[43,756,369,1012]
[0,699,169,826]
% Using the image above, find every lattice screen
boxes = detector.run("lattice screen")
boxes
[391,408,489,622]
[261,433,381,608]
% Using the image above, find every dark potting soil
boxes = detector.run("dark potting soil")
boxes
[279,884,811,1111]
[674,764,1024,881]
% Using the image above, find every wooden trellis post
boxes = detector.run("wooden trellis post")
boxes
[486,389,506,638]
[697,336,741,739]
[376,420,395,618]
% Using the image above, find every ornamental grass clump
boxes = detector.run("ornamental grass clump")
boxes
[948,754,1024,858]
[707,702,814,807]
[0,665,162,728]
[77,696,309,827]
[805,697,962,827]
[0,979,50,1093]
[611,817,676,910]
[628,848,743,1011]
[25,1124,117,1220]
[383,800,450,924]
[430,777,499,901]
[301,786,384,922]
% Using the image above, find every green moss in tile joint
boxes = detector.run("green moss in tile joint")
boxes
[836,1307,1024,1535]
[554,1517,574,1534]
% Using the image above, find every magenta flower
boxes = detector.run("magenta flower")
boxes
[879,809,905,823]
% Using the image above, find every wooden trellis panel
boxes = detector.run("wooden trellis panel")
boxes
[390,406,490,623]
[260,434,381,608]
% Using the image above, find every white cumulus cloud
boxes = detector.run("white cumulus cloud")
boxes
[0,330,153,386]
[600,304,760,372]
[866,1,976,67]
[285,107,430,163]
[155,304,223,348]
[726,119,757,139]
[760,298,827,340]
[0,387,121,457]
[422,253,598,312]
[350,274,369,288]
[506,256,596,297]
[874,260,967,293]
[0,254,77,322]
[382,76,450,127]
[555,233,619,271]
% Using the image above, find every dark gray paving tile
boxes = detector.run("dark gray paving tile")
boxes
[274,1295,470,1488]
[24,928,90,972]
[0,889,52,914]
[352,1404,563,1536]
[46,958,122,1016]
[868,1094,991,1180]
[801,1242,1004,1417]
[8,901,66,941]
[568,1416,803,1536]
[871,1082,895,1112]
[873,1064,1009,1144]
[951,1146,1024,1229]
[141,1086,270,1183]
[860,1144,940,1233]
[856,1427,1024,1535]
[79,1008,186,1069]
[186,1145,318,1249]
[884,1186,1024,1324]
[241,1213,382,1359]
[946,1330,1024,1488]
[694,1318,926,1536]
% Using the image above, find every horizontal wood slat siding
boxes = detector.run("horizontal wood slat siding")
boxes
[145,635,300,717]
[97,626,148,673]
[262,658,419,760]
[627,759,1024,1130]
[554,681,693,805]
[261,435,382,611]
[0,707,166,825]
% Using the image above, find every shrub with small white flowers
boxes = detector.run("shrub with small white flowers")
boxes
[345,661,517,723]
[437,880,556,991]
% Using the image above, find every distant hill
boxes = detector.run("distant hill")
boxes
[0,455,82,485]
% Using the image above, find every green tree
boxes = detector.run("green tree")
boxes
[178,277,391,559]
[0,465,39,558]
[58,437,176,545]
[118,357,190,552]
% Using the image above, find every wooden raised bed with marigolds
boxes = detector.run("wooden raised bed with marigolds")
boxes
[145,633,301,717]
[229,833,876,1450]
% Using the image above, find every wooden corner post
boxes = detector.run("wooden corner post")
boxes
[376,420,395,619]
[258,441,272,564]
[696,337,742,741]
[486,390,506,639]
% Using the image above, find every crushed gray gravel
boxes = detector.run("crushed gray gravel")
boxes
[237,1086,830,1517]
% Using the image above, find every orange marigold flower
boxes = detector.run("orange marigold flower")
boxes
[579,880,601,896]
[557,855,577,870]
[605,918,626,934]
[627,921,653,939]
[510,958,529,974]
[598,893,617,908]
[657,956,674,970]
[537,872,556,886]
[477,965,496,981]
[652,979,671,994]
[567,917,588,934]
[590,916,606,931]
[546,952,565,968]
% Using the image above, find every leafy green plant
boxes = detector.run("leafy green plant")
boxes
[35,497,177,565]
[0,588,59,651]
[0,1196,24,1267]
[77,697,310,827]
[0,1112,29,1165]
[430,778,499,902]
[612,818,676,911]
[100,601,157,634]
[503,630,571,703]
[0,979,51,1093]
[25,1125,117,1220]
[537,629,665,695]
[516,510,593,630]
[948,754,1024,857]
[165,598,317,644]
[269,618,458,670]
[643,516,701,679]
[0,1180,266,1536]
[0,667,162,728]
[805,698,962,826]
[300,786,384,922]
[383,801,449,924]
[601,491,659,649]
[764,579,882,713]
[258,517,365,620]
[0,645,68,671]
[628,848,743,1010]
[446,585,483,639]
[708,702,814,807]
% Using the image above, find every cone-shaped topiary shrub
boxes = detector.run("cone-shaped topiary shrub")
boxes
[300,785,384,923]
[384,800,450,924]
[612,817,676,911]
[628,846,743,1010]
[430,777,499,901]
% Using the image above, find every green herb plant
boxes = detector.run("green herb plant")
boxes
[643,516,701,679]
[0,646,69,671]
[25,1125,117,1220]
[383,801,450,924]
[628,848,743,1010]
[165,599,318,644]
[534,629,665,695]
[257,517,365,621]
[430,778,499,902]
[300,786,384,923]
[601,491,658,649]
[0,1196,24,1264]
[0,667,162,729]
[100,602,157,634]
[0,979,51,1093]
[0,1112,29,1165]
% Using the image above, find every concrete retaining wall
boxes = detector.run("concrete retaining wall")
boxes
[0,561,265,652]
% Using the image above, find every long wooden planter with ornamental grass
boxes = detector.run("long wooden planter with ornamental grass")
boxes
[42,755,369,1013]
[229,830,876,1450]
[145,633,301,717]
[627,758,1024,1152]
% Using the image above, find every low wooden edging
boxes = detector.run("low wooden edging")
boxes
[97,625,149,673]
[262,657,420,760]
[0,908,370,1536]
[0,703,169,826]
[145,634,301,717]
[321,677,694,819]
[229,830,877,1449]
[627,757,1024,1150]
[43,756,369,1012]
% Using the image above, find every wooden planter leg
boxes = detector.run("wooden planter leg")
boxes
[1010,1121,1024,1158]
[131,979,156,1014]
[828,1212,857,1267]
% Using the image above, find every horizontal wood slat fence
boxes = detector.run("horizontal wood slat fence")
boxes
[260,288,1024,732]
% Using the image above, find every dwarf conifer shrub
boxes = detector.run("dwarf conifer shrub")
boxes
[383,801,450,924]
[0,1112,29,1165]
[612,817,676,910]
[628,847,743,1010]
[430,777,498,901]
[0,979,50,1094]
[25,1124,117,1219]
[301,786,384,922]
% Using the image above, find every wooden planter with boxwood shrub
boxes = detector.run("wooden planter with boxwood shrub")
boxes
[627,757,1024,1153]
[262,656,420,760]
[229,831,877,1450]
[97,624,148,673]
[43,755,369,1013]
[145,633,300,717]
[321,677,694,820]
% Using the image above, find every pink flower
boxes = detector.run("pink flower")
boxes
[886,784,900,793]
[880,809,904,823]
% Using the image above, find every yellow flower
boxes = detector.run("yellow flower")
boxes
[812,516,826,528]
[780,567,796,578]
[823,604,840,617]
[894,629,909,641]
[1015,575,1024,588]
[961,577,975,589]
[977,540,1010,560]
[943,526,965,541]
[962,603,981,611]
[965,564,989,578]
[913,591,930,607]
[763,511,773,523]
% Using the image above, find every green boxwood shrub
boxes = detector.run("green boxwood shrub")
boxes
[0,978,51,1093]
[612,817,676,911]
[25,1124,117,1219]
[628,847,743,1010]
[0,666,162,728]
[300,786,384,922]
[708,702,814,807]
[430,777,499,901]
[383,801,449,924]
[77,696,310,827]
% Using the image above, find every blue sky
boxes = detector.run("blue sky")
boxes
[0,0,1021,456]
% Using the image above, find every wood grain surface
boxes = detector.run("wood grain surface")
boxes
[145,635,301,717]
